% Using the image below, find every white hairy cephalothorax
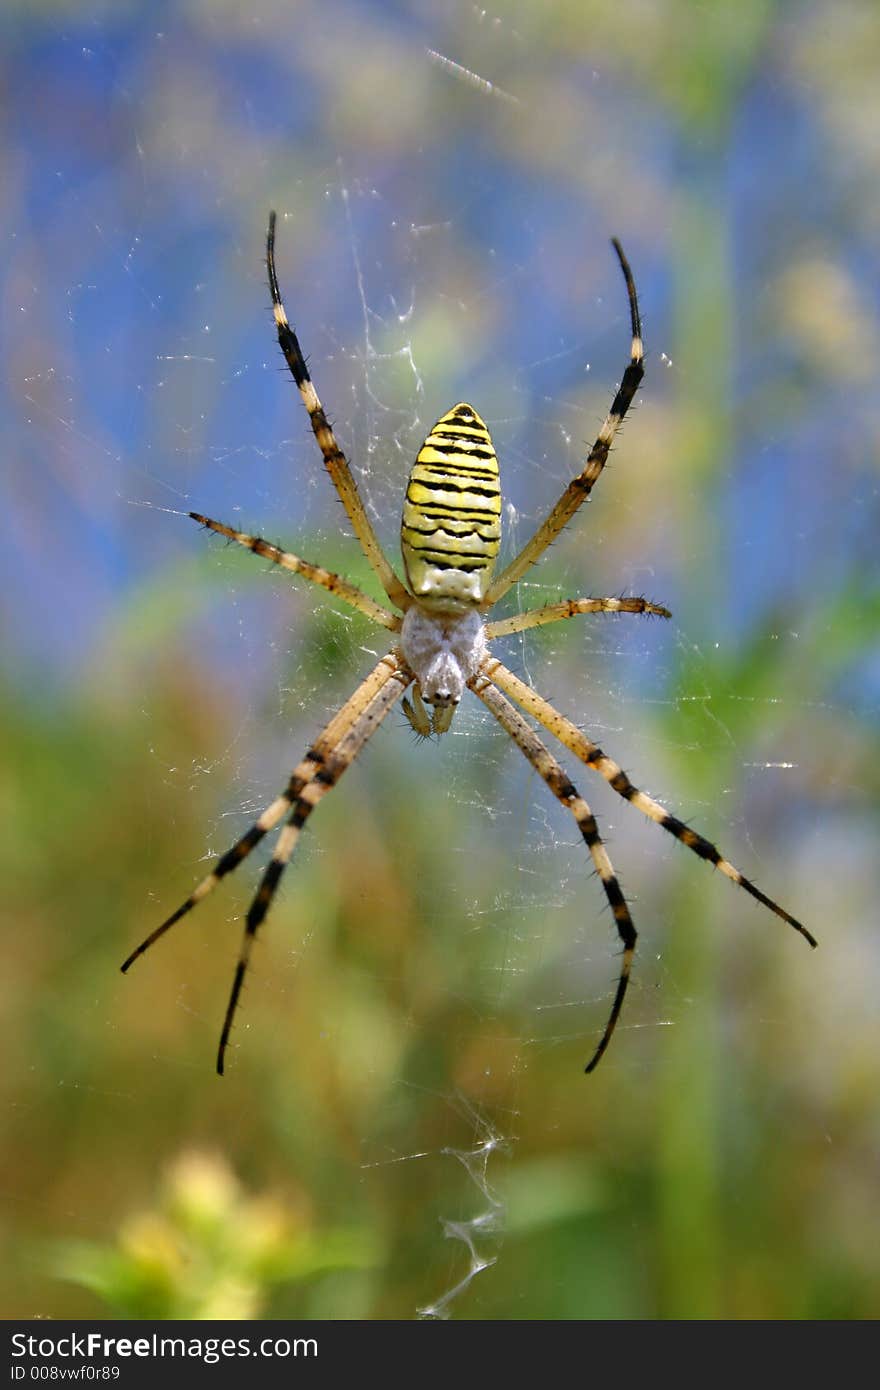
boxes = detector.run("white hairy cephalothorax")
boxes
[399,604,487,708]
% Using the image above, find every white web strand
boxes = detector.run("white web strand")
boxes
[416,1102,507,1320]
[425,48,520,106]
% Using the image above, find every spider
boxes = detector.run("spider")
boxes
[122,211,816,1075]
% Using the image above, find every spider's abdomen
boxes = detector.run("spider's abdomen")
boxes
[401,403,501,607]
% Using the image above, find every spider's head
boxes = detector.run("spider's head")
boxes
[419,656,462,738]
[421,651,463,709]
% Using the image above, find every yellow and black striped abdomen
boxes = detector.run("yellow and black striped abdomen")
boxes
[401,403,501,607]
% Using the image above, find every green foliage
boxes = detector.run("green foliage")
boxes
[51,1152,376,1321]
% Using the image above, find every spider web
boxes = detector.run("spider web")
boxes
[4,0,877,1324]
[118,167,801,1318]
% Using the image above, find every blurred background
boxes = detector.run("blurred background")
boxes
[2,0,878,1320]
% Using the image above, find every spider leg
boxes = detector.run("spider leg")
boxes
[486,595,670,640]
[483,656,817,948]
[266,211,411,612]
[190,512,401,630]
[469,672,636,1073]
[216,658,412,1073]
[485,239,644,606]
[121,653,404,974]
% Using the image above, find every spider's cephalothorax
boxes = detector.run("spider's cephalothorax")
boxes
[122,211,815,1077]
[399,402,499,736]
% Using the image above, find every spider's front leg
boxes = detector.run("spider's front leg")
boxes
[469,671,637,1072]
[215,656,412,1073]
[121,654,402,972]
[485,656,816,950]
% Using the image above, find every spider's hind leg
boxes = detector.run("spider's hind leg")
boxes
[485,595,671,640]
[485,238,645,605]
[265,211,410,612]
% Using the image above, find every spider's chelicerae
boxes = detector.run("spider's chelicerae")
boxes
[122,212,816,1074]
